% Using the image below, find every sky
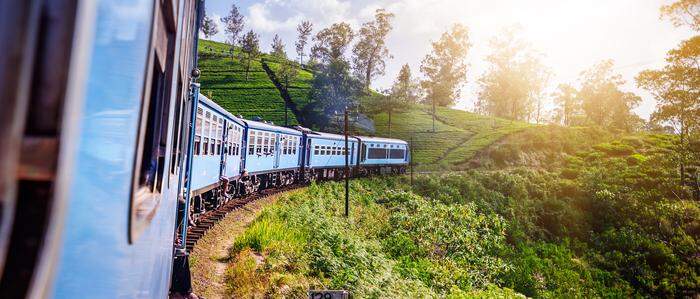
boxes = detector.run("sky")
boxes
[202,0,695,119]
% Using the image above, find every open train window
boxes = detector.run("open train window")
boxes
[170,78,184,175]
[194,136,201,155]
[130,0,177,242]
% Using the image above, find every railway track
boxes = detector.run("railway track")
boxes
[185,184,302,252]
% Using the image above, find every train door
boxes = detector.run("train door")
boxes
[220,121,228,177]
[305,138,312,166]
[350,142,355,164]
[273,133,280,168]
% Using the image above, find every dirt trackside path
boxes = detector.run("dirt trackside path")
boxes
[189,188,305,298]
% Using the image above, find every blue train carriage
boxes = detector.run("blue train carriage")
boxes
[357,136,410,175]
[240,119,303,192]
[0,0,204,298]
[301,130,359,181]
[189,94,245,216]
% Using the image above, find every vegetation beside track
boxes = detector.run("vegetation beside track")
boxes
[217,129,698,298]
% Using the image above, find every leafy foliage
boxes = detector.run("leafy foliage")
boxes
[225,129,698,298]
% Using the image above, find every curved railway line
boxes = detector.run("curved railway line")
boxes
[185,184,303,252]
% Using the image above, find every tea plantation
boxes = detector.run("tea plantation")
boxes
[198,39,304,125]
[197,39,528,170]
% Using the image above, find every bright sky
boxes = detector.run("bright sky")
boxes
[203,0,695,119]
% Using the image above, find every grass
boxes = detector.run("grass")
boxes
[218,130,697,298]
[372,104,530,170]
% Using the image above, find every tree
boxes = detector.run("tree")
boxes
[420,24,471,131]
[277,58,299,90]
[271,34,286,59]
[579,60,641,131]
[221,4,245,54]
[661,0,700,31]
[393,64,420,104]
[379,64,416,136]
[239,30,260,81]
[201,14,218,39]
[637,36,700,187]
[311,22,354,64]
[552,84,581,126]
[476,28,549,122]
[308,59,362,130]
[352,9,395,89]
[295,20,313,65]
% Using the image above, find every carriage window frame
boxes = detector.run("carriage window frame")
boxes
[248,131,256,155]
[129,0,178,243]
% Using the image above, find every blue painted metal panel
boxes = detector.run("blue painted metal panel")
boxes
[50,0,180,298]
[308,137,358,169]
[191,155,221,191]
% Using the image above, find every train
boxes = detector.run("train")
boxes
[0,0,409,298]
[187,94,409,223]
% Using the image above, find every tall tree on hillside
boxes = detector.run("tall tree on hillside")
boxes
[221,4,245,57]
[295,20,313,65]
[311,22,354,64]
[201,14,219,39]
[239,30,260,81]
[271,34,286,59]
[552,84,581,126]
[578,60,641,131]
[307,23,360,129]
[352,9,395,89]
[420,24,471,132]
[393,64,420,104]
[637,36,700,187]
[661,0,700,31]
[476,28,549,122]
[379,64,417,136]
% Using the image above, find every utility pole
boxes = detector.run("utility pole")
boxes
[344,107,350,217]
[432,97,436,132]
[410,136,414,187]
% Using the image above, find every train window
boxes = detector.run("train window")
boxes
[194,136,201,156]
[195,108,203,135]
[217,119,223,140]
[129,0,177,242]
[248,132,255,155]
[210,140,215,156]
[314,146,319,155]
[368,148,387,159]
[216,140,221,155]
[204,117,210,139]
[390,149,405,159]
[203,138,209,155]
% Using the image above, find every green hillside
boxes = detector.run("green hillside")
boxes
[198,39,528,170]
[372,105,529,169]
[198,39,302,125]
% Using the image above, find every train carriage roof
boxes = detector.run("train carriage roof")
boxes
[199,93,300,135]
[304,130,359,142]
[355,135,408,145]
[198,93,245,127]
[243,118,302,135]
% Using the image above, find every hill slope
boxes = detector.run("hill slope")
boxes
[198,39,305,125]
[198,39,528,170]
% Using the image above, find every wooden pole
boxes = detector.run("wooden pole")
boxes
[410,136,414,187]
[344,107,350,217]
